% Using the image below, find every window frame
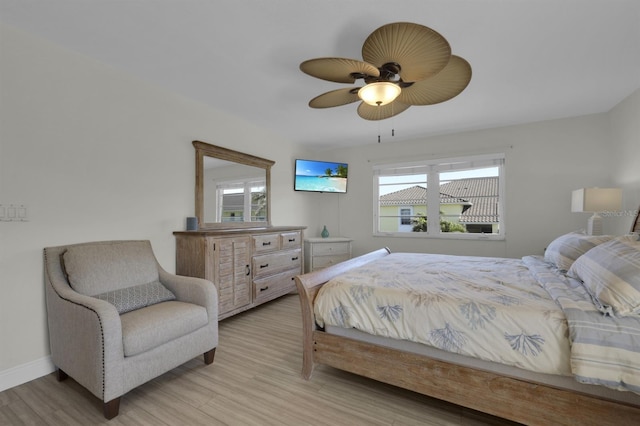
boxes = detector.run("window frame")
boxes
[215,178,266,223]
[373,153,505,240]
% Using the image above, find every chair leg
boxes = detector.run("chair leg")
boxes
[103,397,121,420]
[204,348,216,365]
[56,368,68,381]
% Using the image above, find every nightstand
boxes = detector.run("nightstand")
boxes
[304,237,352,273]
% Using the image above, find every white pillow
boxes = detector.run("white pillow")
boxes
[544,232,613,272]
[568,235,640,316]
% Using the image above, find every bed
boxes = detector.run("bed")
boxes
[295,210,640,426]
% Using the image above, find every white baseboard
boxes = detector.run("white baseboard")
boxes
[0,356,55,393]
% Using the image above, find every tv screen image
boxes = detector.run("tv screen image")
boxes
[294,159,348,193]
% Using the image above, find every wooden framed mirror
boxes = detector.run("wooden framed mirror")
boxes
[194,140,274,229]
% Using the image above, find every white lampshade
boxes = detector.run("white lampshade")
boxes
[358,82,401,106]
[571,187,622,235]
[571,188,622,213]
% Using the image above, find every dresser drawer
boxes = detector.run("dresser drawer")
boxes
[280,231,302,250]
[313,241,351,256]
[312,253,350,269]
[252,233,280,253]
[253,269,298,304]
[253,248,302,278]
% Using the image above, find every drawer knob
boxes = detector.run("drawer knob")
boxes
[291,256,299,261]
[260,286,269,292]
[262,241,271,246]
[288,238,296,242]
[260,263,269,268]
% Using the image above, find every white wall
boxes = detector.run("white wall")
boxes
[0,24,315,389]
[2,22,638,392]
[323,113,620,259]
[609,89,640,233]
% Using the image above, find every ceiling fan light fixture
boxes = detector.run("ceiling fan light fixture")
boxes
[300,22,471,120]
[358,82,401,106]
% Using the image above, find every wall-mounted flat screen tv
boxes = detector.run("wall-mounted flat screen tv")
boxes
[294,159,348,193]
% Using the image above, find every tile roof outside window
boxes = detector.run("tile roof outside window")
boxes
[379,177,499,224]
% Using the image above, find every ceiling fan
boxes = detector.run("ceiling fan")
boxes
[300,22,472,121]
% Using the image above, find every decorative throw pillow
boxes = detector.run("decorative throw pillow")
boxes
[568,235,640,316]
[95,280,176,314]
[544,232,613,272]
[63,241,160,296]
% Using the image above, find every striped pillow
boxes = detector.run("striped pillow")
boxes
[544,232,613,272]
[568,235,640,316]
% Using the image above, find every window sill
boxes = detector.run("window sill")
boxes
[373,232,505,241]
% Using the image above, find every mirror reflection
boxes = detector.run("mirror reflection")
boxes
[203,157,267,223]
[194,140,274,229]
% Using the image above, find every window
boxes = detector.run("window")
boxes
[216,179,266,222]
[374,153,505,239]
[399,207,414,232]
[400,208,412,225]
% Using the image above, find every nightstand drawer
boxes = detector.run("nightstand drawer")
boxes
[312,254,350,269]
[313,242,350,256]
[304,237,352,273]
[253,269,297,304]
[253,249,302,278]
[252,234,280,253]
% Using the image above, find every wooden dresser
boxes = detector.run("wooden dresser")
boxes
[174,226,305,319]
[304,237,352,273]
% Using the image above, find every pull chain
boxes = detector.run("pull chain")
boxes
[391,102,395,137]
[377,109,381,143]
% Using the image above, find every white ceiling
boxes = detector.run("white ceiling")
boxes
[1,0,639,150]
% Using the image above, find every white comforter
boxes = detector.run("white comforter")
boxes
[314,252,572,376]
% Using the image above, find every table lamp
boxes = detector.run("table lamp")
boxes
[571,187,622,235]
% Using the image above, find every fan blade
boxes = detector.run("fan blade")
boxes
[362,22,451,82]
[300,58,380,83]
[398,56,472,106]
[357,101,411,121]
[308,88,361,108]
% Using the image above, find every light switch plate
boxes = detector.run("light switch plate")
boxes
[0,203,29,222]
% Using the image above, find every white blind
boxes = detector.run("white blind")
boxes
[217,179,265,190]
[374,154,504,176]
[373,164,431,176]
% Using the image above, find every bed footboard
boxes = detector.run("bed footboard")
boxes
[294,247,390,379]
[293,247,640,426]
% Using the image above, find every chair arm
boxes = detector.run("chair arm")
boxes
[159,268,218,320]
[44,277,125,401]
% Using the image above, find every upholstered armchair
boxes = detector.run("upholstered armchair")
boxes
[43,240,218,419]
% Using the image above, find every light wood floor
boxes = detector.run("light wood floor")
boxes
[0,294,520,425]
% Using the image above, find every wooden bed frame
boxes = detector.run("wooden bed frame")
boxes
[295,214,640,426]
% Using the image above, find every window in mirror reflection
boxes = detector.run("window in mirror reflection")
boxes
[216,179,267,222]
